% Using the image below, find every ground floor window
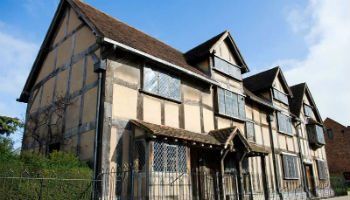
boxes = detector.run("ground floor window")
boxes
[316,160,327,180]
[282,154,299,179]
[153,141,187,173]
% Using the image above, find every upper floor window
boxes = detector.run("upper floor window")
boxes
[304,104,314,118]
[277,112,293,135]
[143,66,181,101]
[282,154,299,180]
[245,121,255,141]
[213,56,242,80]
[306,124,325,147]
[153,141,187,173]
[217,88,245,120]
[272,88,289,105]
[327,128,333,139]
[316,160,328,180]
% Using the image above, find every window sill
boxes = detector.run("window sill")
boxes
[139,89,182,104]
[215,112,246,123]
[283,177,300,180]
[273,97,289,106]
[278,131,294,137]
[212,68,242,82]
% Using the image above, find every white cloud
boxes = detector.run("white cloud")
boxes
[280,0,350,125]
[0,24,38,118]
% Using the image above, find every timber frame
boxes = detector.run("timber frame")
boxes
[19,0,333,199]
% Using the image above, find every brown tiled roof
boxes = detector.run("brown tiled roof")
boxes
[185,31,227,63]
[243,66,293,96]
[71,0,209,78]
[131,120,222,146]
[289,83,306,117]
[208,127,237,144]
[248,142,270,155]
[243,67,279,92]
[131,120,270,154]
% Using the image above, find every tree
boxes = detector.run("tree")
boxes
[0,116,23,136]
[26,96,71,154]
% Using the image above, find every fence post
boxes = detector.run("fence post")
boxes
[38,178,44,200]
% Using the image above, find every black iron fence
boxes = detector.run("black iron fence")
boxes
[0,171,96,199]
[0,169,336,199]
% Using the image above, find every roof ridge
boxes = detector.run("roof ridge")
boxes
[71,0,186,55]
[244,66,279,80]
[185,30,227,54]
[325,117,346,128]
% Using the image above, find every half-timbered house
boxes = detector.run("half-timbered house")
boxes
[19,0,333,199]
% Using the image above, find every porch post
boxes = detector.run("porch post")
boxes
[236,152,246,200]
[145,140,150,200]
[220,149,229,200]
[261,155,269,200]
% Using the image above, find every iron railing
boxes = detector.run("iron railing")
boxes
[0,171,96,199]
[0,169,336,200]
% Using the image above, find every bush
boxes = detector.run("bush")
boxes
[0,149,93,199]
[330,176,348,196]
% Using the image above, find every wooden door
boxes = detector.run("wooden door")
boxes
[305,165,315,196]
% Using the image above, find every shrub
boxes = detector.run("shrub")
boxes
[0,150,93,199]
[330,176,348,196]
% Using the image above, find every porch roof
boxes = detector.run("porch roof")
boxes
[130,120,222,146]
[130,120,270,155]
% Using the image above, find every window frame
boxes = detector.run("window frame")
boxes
[142,66,182,102]
[316,160,328,180]
[216,87,246,120]
[245,121,255,141]
[277,112,293,136]
[152,141,187,173]
[327,128,333,140]
[272,88,289,105]
[304,104,314,117]
[213,56,242,81]
[281,153,299,180]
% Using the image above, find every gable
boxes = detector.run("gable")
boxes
[19,0,98,102]
[272,68,292,96]
[213,39,238,66]
[273,76,288,94]
[303,86,323,122]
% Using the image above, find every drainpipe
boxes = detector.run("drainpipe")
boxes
[92,57,106,199]
[267,113,283,200]
[294,118,309,197]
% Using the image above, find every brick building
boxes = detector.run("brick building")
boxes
[324,118,350,176]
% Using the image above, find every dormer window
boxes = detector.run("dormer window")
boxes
[304,104,314,118]
[213,56,242,80]
[272,88,289,105]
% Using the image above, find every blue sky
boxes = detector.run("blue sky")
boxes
[0,0,349,148]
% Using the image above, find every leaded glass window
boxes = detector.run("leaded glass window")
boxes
[273,88,289,105]
[245,121,255,141]
[217,88,245,119]
[317,160,327,180]
[315,125,325,144]
[143,66,181,101]
[213,56,242,80]
[277,112,293,135]
[282,154,299,179]
[153,141,187,173]
[304,104,314,118]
